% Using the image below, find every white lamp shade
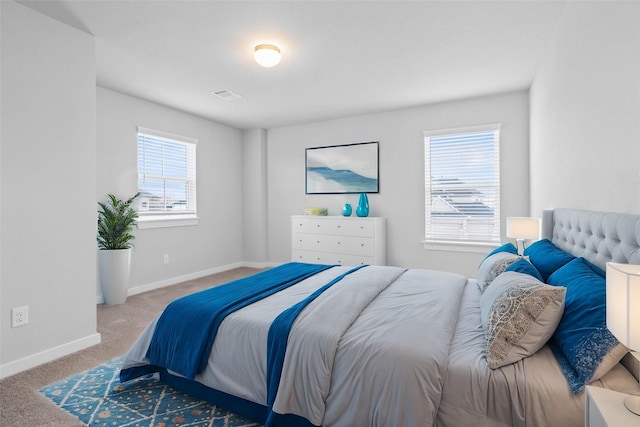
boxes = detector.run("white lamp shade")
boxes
[606,262,640,351]
[506,217,541,240]
[254,44,281,67]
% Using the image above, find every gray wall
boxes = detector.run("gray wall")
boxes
[1,1,99,375]
[530,1,640,216]
[242,129,268,264]
[97,87,245,295]
[266,91,530,277]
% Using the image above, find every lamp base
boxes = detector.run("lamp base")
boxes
[624,395,640,416]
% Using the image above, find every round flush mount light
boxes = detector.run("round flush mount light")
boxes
[254,44,281,68]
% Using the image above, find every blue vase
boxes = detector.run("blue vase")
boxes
[356,193,369,217]
[342,203,352,216]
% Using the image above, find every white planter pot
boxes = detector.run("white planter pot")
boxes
[98,248,131,305]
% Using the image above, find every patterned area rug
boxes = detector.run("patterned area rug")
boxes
[40,357,262,426]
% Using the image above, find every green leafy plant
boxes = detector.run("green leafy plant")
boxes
[97,193,140,250]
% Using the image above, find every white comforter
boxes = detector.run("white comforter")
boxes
[122,265,468,426]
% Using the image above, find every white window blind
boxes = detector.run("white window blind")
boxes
[424,124,501,245]
[137,127,197,218]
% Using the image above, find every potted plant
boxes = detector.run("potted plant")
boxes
[97,193,139,305]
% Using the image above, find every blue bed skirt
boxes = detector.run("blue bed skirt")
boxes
[159,369,317,426]
[159,368,269,423]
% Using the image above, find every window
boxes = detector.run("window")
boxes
[137,127,197,228]
[424,124,501,248]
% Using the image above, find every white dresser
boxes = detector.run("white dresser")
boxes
[291,215,386,266]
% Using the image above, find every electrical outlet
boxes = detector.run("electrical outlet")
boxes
[163,254,170,264]
[12,306,29,328]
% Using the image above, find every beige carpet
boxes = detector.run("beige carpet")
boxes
[0,267,261,427]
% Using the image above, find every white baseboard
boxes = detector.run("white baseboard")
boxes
[242,261,280,269]
[96,261,279,303]
[128,262,246,297]
[0,333,102,380]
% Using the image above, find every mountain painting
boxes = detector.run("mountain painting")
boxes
[305,141,379,194]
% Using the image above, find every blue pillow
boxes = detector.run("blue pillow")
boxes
[547,257,621,394]
[583,258,606,278]
[504,258,544,282]
[523,239,575,281]
[481,243,518,266]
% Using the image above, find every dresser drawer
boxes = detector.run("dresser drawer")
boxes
[291,250,374,266]
[292,217,375,237]
[292,234,375,256]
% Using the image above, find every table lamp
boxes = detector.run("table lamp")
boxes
[506,217,541,254]
[606,262,640,415]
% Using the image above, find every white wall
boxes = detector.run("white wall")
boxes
[266,91,530,277]
[242,129,269,264]
[1,1,99,377]
[97,87,245,295]
[530,1,640,216]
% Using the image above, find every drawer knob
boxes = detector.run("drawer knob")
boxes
[337,241,341,245]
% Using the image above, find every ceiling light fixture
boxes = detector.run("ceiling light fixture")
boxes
[254,44,281,68]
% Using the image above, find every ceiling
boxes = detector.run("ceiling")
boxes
[19,0,567,130]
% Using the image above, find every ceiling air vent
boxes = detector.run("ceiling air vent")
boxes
[211,89,242,101]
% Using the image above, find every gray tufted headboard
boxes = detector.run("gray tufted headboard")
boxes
[541,208,640,270]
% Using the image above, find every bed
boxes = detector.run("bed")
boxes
[120,208,640,426]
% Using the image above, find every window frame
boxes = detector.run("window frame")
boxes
[423,124,501,253]
[136,126,198,229]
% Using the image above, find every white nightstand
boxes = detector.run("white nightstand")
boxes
[585,386,640,426]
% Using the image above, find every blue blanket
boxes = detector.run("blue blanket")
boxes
[145,262,334,380]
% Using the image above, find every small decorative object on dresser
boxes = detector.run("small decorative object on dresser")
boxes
[356,192,369,217]
[291,215,386,265]
[342,203,352,216]
[302,207,328,216]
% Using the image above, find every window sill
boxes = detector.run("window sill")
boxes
[422,240,499,254]
[137,215,199,229]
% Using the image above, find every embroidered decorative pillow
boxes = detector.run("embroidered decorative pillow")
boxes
[523,239,575,282]
[480,271,566,369]
[547,257,627,394]
[477,252,520,292]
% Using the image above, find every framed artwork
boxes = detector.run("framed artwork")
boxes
[305,141,379,194]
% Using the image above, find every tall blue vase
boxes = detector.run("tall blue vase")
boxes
[356,193,369,217]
